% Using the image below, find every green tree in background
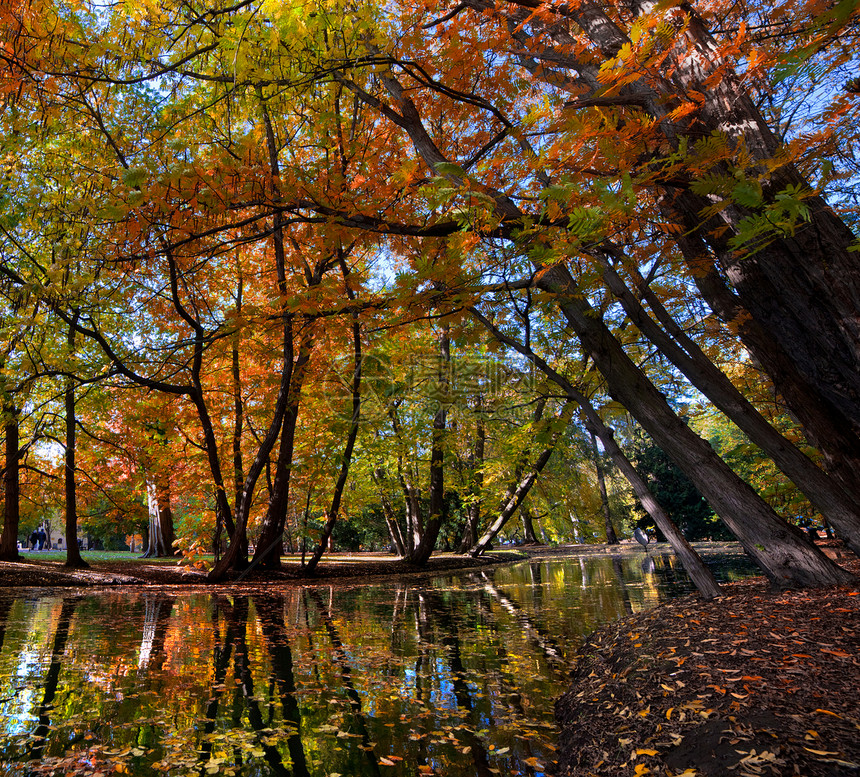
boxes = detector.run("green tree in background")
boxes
[630,430,732,542]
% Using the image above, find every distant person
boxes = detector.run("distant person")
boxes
[29,530,38,551]
[38,529,46,550]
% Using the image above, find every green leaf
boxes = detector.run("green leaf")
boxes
[433,161,466,178]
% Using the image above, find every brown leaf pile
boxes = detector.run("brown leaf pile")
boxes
[555,555,860,777]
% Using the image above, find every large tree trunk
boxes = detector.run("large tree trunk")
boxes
[505,0,860,491]
[673,224,860,498]
[538,263,853,588]
[596,247,860,556]
[0,411,21,561]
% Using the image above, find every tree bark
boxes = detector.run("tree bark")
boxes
[0,411,21,561]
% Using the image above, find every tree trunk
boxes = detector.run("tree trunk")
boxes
[458,400,485,553]
[516,0,860,445]
[0,411,21,561]
[63,324,87,568]
[468,306,723,600]
[538,263,853,588]
[305,290,362,575]
[251,327,313,570]
[407,324,450,565]
[142,475,176,558]
[673,226,860,498]
[597,247,860,556]
[590,429,619,545]
[520,506,539,544]
[471,400,575,557]
[208,317,301,580]
[232,294,244,526]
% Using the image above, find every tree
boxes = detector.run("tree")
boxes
[629,430,731,543]
[1,0,858,586]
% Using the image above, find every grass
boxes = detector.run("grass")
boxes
[19,550,185,564]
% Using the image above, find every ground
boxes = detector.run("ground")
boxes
[2,541,858,776]
[555,543,860,777]
[0,541,655,588]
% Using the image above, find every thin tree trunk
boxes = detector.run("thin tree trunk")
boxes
[471,400,575,557]
[208,318,299,580]
[468,305,733,600]
[252,326,313,570]
[371,467,406,556]
[407,324,450,565]
[458,399,485,553]
[63,318,87,568]
[305,273,362,575]
[590,429,619,545]
[232,282,244,522]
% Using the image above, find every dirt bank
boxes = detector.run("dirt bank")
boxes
[555,548,860,777]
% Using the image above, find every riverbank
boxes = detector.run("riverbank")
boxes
[555,549,860,777]
[0,539,709,589]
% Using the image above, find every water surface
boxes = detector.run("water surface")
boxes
[0,551,757,776]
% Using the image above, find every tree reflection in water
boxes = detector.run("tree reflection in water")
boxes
[0,552,757,776]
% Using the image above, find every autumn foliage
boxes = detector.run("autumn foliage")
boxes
[0,0,859,586]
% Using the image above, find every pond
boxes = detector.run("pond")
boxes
[0,550,758,777]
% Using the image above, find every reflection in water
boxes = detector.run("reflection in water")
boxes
[0,552,756,776]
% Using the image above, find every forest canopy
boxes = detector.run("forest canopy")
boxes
[1,0,859,588]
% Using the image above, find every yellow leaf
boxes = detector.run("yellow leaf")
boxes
[634,765,651,776]
[636,749,659,757]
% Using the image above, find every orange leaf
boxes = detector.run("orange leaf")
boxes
[821,648,852,658]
